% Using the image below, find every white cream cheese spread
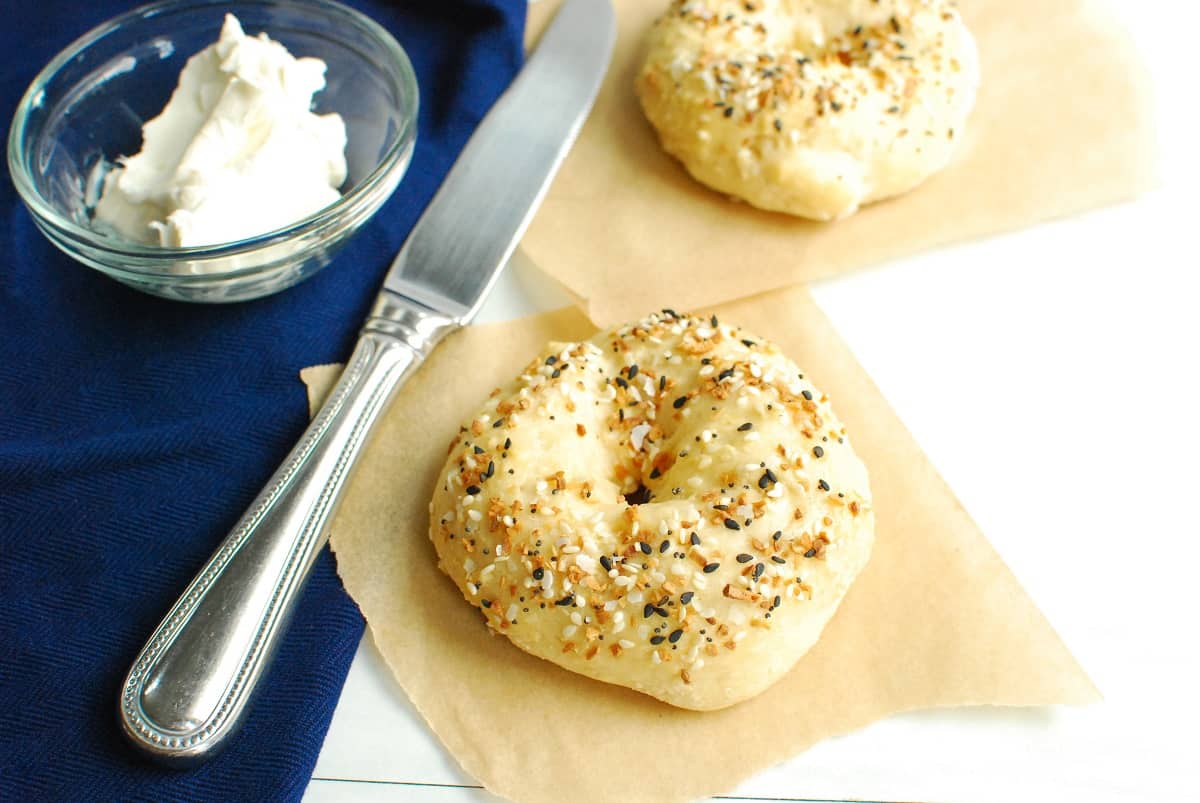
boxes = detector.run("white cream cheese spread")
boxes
[93,14,347,248]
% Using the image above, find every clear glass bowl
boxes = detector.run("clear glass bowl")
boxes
[7,0,418,302]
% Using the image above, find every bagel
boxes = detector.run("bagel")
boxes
[429,311,874,710]
[635,0,980,220]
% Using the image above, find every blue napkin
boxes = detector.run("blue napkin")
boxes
[0,1,525,798]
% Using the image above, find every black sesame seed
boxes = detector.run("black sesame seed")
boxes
[718,368,736,381]
[818,479,830,491]
[650,635,666,645]
[551,369,561,379]
[742,339,756,347]
[492,418,506,428]
[662,308,679,318]
[772,555,786,564]
[738,422,753,431]
[473,445,485,454]
[484,461,495,479]
[805,548,818,558]
[556,595,575,607]
[680,591,695,604]
[736,553,753,563]
[639,541,652,555]
[532,567,545,580]
[710,315,719,327]
[801,390,813,401]
[465,485,481,495]
[545,355,558,365]
[690,533,701,546]
[615,376,629,389]
[659,375,667,392]
[724,106,734,118]
[668,629,683,644]
[599,555,613,572]
[503,438,511,450]
[773,530,783,541]
[628,364,639,379]
[753,563,765,580]
[655,606,670,617]
[660,540,671,553]
[813,446,825,458]
[703,562,720,573]
[773,595,782,609]
[723,519,741,531]
[644,603,655,619]
[481,599,491,608]
[673,396,688,409]
[649,468,662,479]
[713,504,729,511]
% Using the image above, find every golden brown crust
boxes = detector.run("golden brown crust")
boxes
[429,311,874,710]
[635,0,980,220]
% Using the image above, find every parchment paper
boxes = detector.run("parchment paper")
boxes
[520,0,1157,325]
[304,284,1098,803]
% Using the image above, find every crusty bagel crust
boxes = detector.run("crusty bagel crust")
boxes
[636,0,980,220]
[429,311,874,710]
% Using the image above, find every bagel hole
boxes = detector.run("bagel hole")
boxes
[623,484,654,506]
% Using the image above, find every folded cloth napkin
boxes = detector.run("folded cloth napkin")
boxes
[0,1,524,798]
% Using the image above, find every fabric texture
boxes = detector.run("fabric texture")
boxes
[0,1,525,799]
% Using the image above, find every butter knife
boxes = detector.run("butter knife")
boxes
[119,0,615,765]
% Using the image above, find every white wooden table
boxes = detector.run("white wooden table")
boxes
[309,2,1199,799]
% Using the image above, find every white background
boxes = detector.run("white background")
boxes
[308,1,1200,800]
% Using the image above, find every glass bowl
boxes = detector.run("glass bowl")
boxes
[7,0,418,302]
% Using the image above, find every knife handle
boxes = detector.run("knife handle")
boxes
[119,294,455,765]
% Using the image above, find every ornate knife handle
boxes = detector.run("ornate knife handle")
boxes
[119,295,455,765]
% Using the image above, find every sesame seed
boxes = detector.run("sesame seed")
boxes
[813,446,824,458]
[680,591,695,604]
[772,555,786,564]
[639,541,652,555]
[818,479,830,491]
[668,629,683,644]
[723,519,741,531]
[703,562,720,573]
[736,553,753,563]
[651,635,666,645]
[673,396,688,409]
[465,485,481,496]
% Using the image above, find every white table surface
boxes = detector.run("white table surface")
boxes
[308,2,1199,800]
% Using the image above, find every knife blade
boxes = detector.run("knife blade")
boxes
[385,0,614,320]
[119,0,615,765]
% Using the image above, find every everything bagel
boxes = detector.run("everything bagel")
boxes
[636,0,980,220]
[429,311,874,710]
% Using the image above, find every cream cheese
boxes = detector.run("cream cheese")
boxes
[93,14,347,248]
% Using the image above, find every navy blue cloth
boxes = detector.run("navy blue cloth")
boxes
[0,1,524,799]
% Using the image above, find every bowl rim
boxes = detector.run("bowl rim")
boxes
[6,0,419,278]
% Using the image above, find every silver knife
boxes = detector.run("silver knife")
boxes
[119,0,615,765]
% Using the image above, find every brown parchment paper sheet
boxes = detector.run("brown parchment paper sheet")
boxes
[303,285,1098,803]
[520,0,1157,325]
